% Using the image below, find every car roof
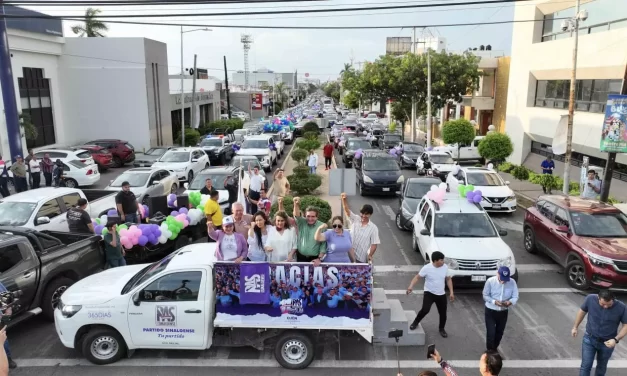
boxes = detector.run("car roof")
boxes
[427,193,486,214]
[75,144,103,149]
[425,151,451,156]
[363,151,394,158]
[167,148,196,152]
[0,187,83,203]
[199,166,239,174]
[38,148,87,153]
[540,195,621,214]
[462,167,495,173]
[407,177,441,185]
[123,168,155,174]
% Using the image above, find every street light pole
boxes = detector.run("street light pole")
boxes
[411,27,416,142]
[426,48,432,148]
[562,0,581,195]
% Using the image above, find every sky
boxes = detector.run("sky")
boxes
[23,0,519,81]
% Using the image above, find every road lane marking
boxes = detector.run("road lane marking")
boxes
[381,205,396,221]
[385,288,580,295]
[374,264,561,274]
[383,222,412,265]
[15,358,627,368]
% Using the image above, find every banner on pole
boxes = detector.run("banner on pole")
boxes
[214,262,372,328]
[600,95,627,153]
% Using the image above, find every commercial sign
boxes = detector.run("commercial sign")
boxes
[173,92,214,106]
[251,93,263,110]
[214,262,372,328]
[196,68,209,79]
[3,5,63,36]
[600,94,627,153]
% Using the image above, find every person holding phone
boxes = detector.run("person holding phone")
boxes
[0,282,16,370]
[581,169,602,199]
[482,266,519,353]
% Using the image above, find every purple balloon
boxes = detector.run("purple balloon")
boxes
[153,228,162,237]
[179,207,188,214]
[94,225,104,235]
[142,204,150,217]
[474,190,483,197]
[171,210,179,216]
[473,195,482,204]
[107,209,118,216]
[148,235,158,245]
[138,235,148,247]
[466,191,474,200]
[168,193,176,201]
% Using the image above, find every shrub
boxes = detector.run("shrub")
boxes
[511,166,530,181]
[303,131,319,141]
[499,162,515,173]
[302,121,320,134]
[477,132,514,165]
[291,149,308,166]
[442,118,476,161]
[270,195,332,223]
[474,163,483,167]
[538,174,557,189]
[528,172,542,184]
[198,119,244,135]
[287,173,322,195]
[175,128,201,146]
[295,139,321,151]
[292,165,310,177]
[608,196,623,204]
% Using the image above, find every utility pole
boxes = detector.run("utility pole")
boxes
[190,54,198,131]
[224,56,232,119]
[0,2,23,159]
[600,68,627,202]
[180,25,185,147]
[426,47,432,148]
[562,0,581,195]
[411,27,416,143]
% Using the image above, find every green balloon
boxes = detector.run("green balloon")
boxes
[101,228,109,236]
[457,185,465,197]
[95,218,101,225]
[119,224,128,230]
[466,184,474,192]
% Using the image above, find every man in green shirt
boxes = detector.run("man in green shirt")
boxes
[9,155,28,193]
[279,196,326,264]
[103,222,126,268]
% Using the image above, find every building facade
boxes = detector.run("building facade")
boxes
[505,0,627,175]
[231,68,296,90]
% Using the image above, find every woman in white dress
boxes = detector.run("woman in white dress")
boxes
[265,211,297,262]
[247,211,275,261]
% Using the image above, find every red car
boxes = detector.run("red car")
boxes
[76,144,113,171]
[523,195,627,290]
[86,139,135,168]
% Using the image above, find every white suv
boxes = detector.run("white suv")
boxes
[151,147,210,182]
[446,167,516,213]
[35,148,95,165]
[410,192,517,284]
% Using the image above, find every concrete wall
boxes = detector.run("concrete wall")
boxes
[229,92,265,119]
[144,38,172,147]
[493,56,511,133]
[505,0,627,164]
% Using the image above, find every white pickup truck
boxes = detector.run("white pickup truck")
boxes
[0,187,117,232]
[54,244,373,369]
[433,136,485,163]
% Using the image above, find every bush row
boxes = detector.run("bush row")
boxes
[269,195,332,223]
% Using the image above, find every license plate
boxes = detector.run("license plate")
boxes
[492,204,502,209]
[140,164,147,167]
[471,275,486,282]
[382,187,390,192]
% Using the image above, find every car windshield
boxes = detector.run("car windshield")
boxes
[229,157,261,169]
[405,182,433,199]
[347,140,371,150]
[234,130,246,135]
[0,202,38,226]
[200,138,223,147]
[363,158,399,171]
[145,148,168,156]
[189,173,229,190]
[466,172,503,186]
[571,212,627,238]
[403,144,424,152]
[241,139,268,149]
[159,152,190,163]
[434,213,497,237]
[384,135,402,142]
[430,154,455,164]
[121,253,176,294]
[110,172,150,187]
[344,119,357,125]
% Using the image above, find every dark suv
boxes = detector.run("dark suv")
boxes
[86,139,135,168]
[354,151,402,196]
[523,195,627,290]
[379,133,403,150]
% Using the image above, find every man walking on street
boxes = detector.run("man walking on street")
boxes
[483,266,519,354]
[572,290,627,376]
[340,193,380,263]
[323,141,333,170]
[116,181,141,223]
[9,155,28,193]
[41,153,54,187]
[406,251,454,337]
[0,156,10,197]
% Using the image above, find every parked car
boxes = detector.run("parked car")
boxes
[395,177,441,231]
[74,145,112,171]
[0,187,117,232]
[7,159,100,189]
[86,139,136,168]
[446,167,516,213]
[354,151,403,196]
[133,147,173,168]
[199,135,235,165]
[523,195,627,290]
[0,227,105,323]
[152,148,210,183]
[411,192,517,285]
[105,168,179,205]
[433,136,485,163]
[35,148,95,166]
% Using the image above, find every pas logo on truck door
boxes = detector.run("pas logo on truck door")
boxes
[156,305,177,326]
[244,274,265,293]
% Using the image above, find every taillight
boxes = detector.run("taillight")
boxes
[80,159,86,163]
[86,170,93,175]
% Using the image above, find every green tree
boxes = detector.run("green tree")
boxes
[175,128,201,146]
[20,112,38,142]
[291,149,308,166]
[307,83,318,95]
[275,82,288,109]
[442,118,476,162]
[390,100,412,124]
[343,91,360,109]
[322,81,341,103]
[71,8,108,37]
[477,132,514,168]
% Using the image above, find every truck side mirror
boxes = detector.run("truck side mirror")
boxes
[36,216,50,225]
[132,292,141,306]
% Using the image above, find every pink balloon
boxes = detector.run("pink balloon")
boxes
[433,196,444,205]
[123,241,133,249]
[176,214,186,221]
[119,229,128,237]
[120,235,129,243]
[183,220,189,227]
[131,236,139,245]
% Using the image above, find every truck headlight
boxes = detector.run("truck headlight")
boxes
[584,249,614,267]
[444,257,459,270]
[397,175,405,183]
[401,204,413,217]
[363,175,374,184]
[497,257,512,268]
[60,301,82,318]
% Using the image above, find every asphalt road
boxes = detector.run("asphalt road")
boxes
[5,137,627,375]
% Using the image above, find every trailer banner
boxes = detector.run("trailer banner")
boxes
[214,262,372,328]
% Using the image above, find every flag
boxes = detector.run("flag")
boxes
[551,114,569,155]
[237,161,248,214]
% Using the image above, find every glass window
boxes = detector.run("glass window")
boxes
[540,202,557,221]
[535,79,623,113]
[570,211,627,238]
[20,97,30,110]
[159,151,190,163]
[434,213,497,238]
[62,193,82,209]
[0,244,24,273]
[542,0,627,41]
[141,271,202,302]
[554,207,570,228]
[466,172,504,186]
[122,253,177,294]
[424,210,433,231]
[592,79,609,103]
[40,96,51,108]
[363,158,400,171]
[405,182,432,199]
[36,199,62,220]
[0,202,37,226]
[536,200,546,211]
[110,172,150,187]
[536,80,548,99]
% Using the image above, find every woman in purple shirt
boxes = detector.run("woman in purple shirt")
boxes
[314,216,355,263]
[208,216,248,262]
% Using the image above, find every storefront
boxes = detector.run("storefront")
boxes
[170,90,221,133]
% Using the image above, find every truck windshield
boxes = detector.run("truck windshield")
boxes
[145,148,168,156]
[241,139,268,149]
[121,253,175,294]
[200,138,223,147]
[0,202,37,226]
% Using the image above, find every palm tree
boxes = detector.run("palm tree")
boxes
[71,8,108,37]
[275,82,288,109]
[339,63,353,77]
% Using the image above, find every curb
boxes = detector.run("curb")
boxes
[267,141,297,198]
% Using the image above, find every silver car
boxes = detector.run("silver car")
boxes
[133,147,173,167]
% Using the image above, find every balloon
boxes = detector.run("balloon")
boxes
[466,191,474,200]
[142,204,150,218]
[168,193,176,201]
[179,207,188,214]
[100,215,108,224]
[171,211,179,217]
[473,195,482,204]
[129,225,139,234]
[120,236,129,244]
[487,163,494,170]
[457,185,465,197]
[474,190,483,197]
[439,182,448,191]
[183,220,189,227]
[430,185,438,192]
[107,209,117,216]
[101,228,109,236]
[118,224,128,231]
[158,235,168,244]
[452,165,460,175]
[123,240,133,250]
[94,225,104,235]
[119,228,129,237]
[138,235,148,247]
[154,228,162,237]
[466,184,475,192]
[95,218,101,225]
[131,236,139,245]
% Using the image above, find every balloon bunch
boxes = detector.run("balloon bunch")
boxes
[92,214,109,230]
[197,193,211,210]
[107,209,117,217]
[269,143,277,151]
[167,193,178,208]
[188,191,202,208]
[159,214,190,242]
[426,183,448,205]
[265,123,281,132]
[187,208,204,225]
[354,148,363,159]
[389,148,400,156]
[465,189,483,204]
[119,225,143,249]
[232,143,241,152]
[138,204,149,219]
[457,184,477,200]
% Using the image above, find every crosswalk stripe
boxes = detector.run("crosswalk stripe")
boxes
[15,358,627,369]
[374,264,561,274]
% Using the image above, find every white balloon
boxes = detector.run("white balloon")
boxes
[100,215,108,224]
[438,182,448,190]
[430,185,438,192]
[452,165,460,175]
[158,235,168,244]
[487,163,494,170]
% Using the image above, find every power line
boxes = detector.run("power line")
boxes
[4,0,325,5]
[0,0,535,19]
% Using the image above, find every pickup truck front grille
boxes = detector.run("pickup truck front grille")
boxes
[457,259,499,271]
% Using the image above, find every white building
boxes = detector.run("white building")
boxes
[0,5,172,157]
[231,68,296,90]
[168,77,222,129]
[506,0,627,171]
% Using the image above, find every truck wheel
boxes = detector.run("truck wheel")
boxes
[42,277,75,321]
[81,327,126,365]
[566,259,589,290]
[274,332,315,370]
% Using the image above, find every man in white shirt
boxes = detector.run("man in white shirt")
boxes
[340,193,380,263]
[581,169,601,199]
[482,266,519,354]
[247,163,266,213]
[406,251,455,338]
